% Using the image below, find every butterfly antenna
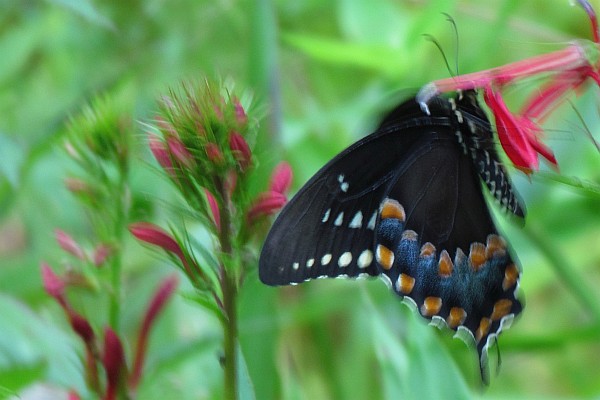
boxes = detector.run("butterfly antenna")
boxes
[568,100,600,153]
[442,13,460,76]
[423,34,455,77]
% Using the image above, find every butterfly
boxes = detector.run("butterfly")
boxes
[259,90,523,379]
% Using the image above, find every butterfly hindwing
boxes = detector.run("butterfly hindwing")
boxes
[370,131,522,369]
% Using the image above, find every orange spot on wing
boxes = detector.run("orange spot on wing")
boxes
[421,296,442,317]
[376,244,394,270]
[475,317,491,343]
[503,263,519,291]
[397,273,415,294]
[491,299,513,321]
[420,242,436,258]
[380,199,405,221]
[438,250,453,277]
[469,242,486,271]
[485,234,507,258]
[447,307,467,328]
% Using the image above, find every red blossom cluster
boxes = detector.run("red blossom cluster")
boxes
[417,0,600,172]
[42,231,178,399]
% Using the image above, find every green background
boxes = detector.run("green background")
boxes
[1,0,599,398]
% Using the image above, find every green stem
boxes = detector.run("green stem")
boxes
[216,179,238,400]
[108,174,128,330]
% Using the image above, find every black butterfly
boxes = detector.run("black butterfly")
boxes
[259,90,523,379]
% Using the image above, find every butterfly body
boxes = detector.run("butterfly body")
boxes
[259,91,523,374]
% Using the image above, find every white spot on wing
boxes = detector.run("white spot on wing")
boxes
[349,211,363,228]
[322,208,330,223]
[338,252,352,267]
[306,259,314,268]
[367,212,376,230]
[292,262,299,270]
[321,254,332,265]
[334,212,344,226]
[357,250,373,268]
[341,182,349,192]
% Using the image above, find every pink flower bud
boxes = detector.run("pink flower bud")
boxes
[247,191,288,223]
[229,132,252,170]
[103,327,125,400]
[68,391,82,400]
[129,275,178,390]
[148,135,173,171]
[69,312,95,345]
[41,262,65,299]
[64,177,90,194]
[129,223,197,277]
[204,189,221,232]
[55,229,86,260]
[269,162,293,194]
[154,116,178,137]
[233,98,247,125]
[205,142,224,164]
[93,244,112,267]
[129,223,183,258]
[167,136,194,167]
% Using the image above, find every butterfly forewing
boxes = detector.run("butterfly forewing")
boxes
[259,120,448,285]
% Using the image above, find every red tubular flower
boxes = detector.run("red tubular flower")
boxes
[69,312,95,345]
[64,177,91,194]
[41,262,66,300]
[68,391,82,400]
[154,116,178,137]
[55,229,86,260]
[204,189,221,232]
[483,87,543,171]
[205,142,224,163]
[229,132,252,170]
[167,136,194,167]
[233,98,247,125]
[269,162,293,195]
[102,328,125,400]
[129,222,199,278]
[128,275,179,391]
[148,134,174,172]
[415,1,600,173]
[247,191,288,223]
[93,244,112,267]
[247,162,293,223]
[129,222,185,259]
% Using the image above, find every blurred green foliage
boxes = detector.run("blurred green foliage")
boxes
[0,0,599,398]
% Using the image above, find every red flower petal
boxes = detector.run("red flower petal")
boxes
[167,136,193,167]
[269,162,293,195]
[483,87,539,170]
[204,189,221,232]
[41,262,65,299]
[148,134,174,171]
[55,229,86,260]
[102,328,125,400]
[229,132,252,170]
[129,222,185,260]
[247,191,287,222]
[129,275,179,390]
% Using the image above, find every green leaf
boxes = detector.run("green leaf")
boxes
[237,345,256,400]
[46,0,115,30]
[283,32,409,77]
